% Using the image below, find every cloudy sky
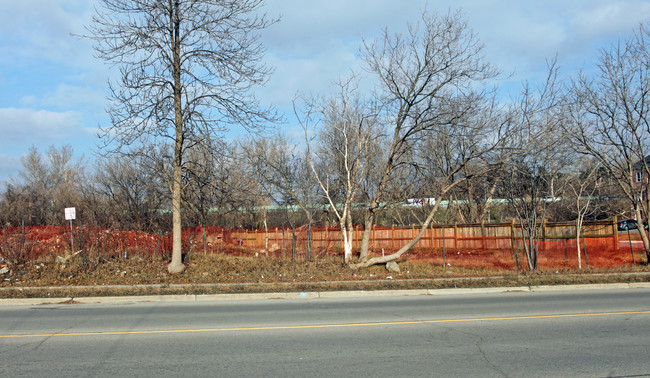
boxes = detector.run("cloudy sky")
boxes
[1,0,649,186]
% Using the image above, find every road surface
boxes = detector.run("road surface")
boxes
[1,287,649,377]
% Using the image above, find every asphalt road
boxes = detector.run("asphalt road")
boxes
[1,288,649,377]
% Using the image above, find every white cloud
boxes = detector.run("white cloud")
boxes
[2,0,650,172]
[42,84,107,112]
[0,108,99,185]
[253,0,650,123]
[574,1,650,38]
[0,0,95,67]
[0,108,87,149]
[16,81,107,118]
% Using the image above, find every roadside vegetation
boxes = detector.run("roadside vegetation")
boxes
[1,248,648,299]
[3,2,650,283]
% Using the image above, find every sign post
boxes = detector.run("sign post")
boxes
[65,207,76,250]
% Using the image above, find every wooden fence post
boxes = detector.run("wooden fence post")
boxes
[542,219,547,252]
[282,226,285,259]
[453,223,458,250]
[511,219,519,271]
[412,224,416,248]
[442,224,446,267]
[510,220,514,252]
[325,224,328,253]
[481,221,486,250]
[613,216,619,252]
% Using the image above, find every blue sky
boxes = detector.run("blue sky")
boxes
[1,0,650,186]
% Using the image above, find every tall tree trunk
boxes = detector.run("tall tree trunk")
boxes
[358,212,374,261]
[467,183,477,222]
[306,212,313,261]
[634,205,650,263]
[168,0,185,274]
[575,217,583,270]
[264,217,269,253]
[341,212,353,263]
[291,226,297,262]
[169,163,185,273]
[643,187,650,263]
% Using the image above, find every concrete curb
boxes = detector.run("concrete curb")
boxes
[529,283,631,291]
[1,282,649,306]
[317,289,428,298]
[426,286,531,296]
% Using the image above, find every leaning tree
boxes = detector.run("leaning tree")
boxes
[300,11,506,268]
[87,0,278,272]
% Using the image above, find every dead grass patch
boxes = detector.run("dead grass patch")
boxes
[0,252,648,298]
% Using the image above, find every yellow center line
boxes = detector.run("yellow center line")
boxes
[1,310,649,339]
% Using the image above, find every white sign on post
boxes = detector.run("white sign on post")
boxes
[65,207,76,250]
[65,207,76,220]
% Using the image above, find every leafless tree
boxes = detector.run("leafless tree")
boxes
[299,76,380,263]
[182,140,224,225]
[565,23,650,262]
[86,0,278,273]
[297,11,510,268]
[94,154,166,231]
[297,11,503,268]
[3,145,87,226]
[242,134,319,260]
[449,161,500,223]
[501,61,567,271]
[348,10,504,269]
[560,157,605,269]
[501,160,559,271]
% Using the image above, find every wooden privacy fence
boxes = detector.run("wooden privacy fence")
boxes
[2,220,643,269]
[228,218,628,253]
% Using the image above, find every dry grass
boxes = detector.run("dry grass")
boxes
[1,251,649,299]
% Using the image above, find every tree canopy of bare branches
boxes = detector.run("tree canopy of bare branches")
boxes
[86,0,278,272]
[350,11,507,268]
[296,11,508,268]
[565,23,650,261]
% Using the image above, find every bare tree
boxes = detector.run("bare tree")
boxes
[299,76,379,263]
[561,157,604,269]
[340,10,503,268]
[5,145,87,226]
[87,0,278,273]
[565,23,650,262]
[450,161,500,223]
[95,154,166,231]
[182,140,225,225]
[20,146,49,193]
[502,160,559,271]
[501,61,567,271]
[373,93,511,266]
[296,11,510,268]
[242,134,319,260]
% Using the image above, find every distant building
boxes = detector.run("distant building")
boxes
[632,155,650,187]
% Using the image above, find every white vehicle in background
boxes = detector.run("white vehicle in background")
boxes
[405,198,436,207]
